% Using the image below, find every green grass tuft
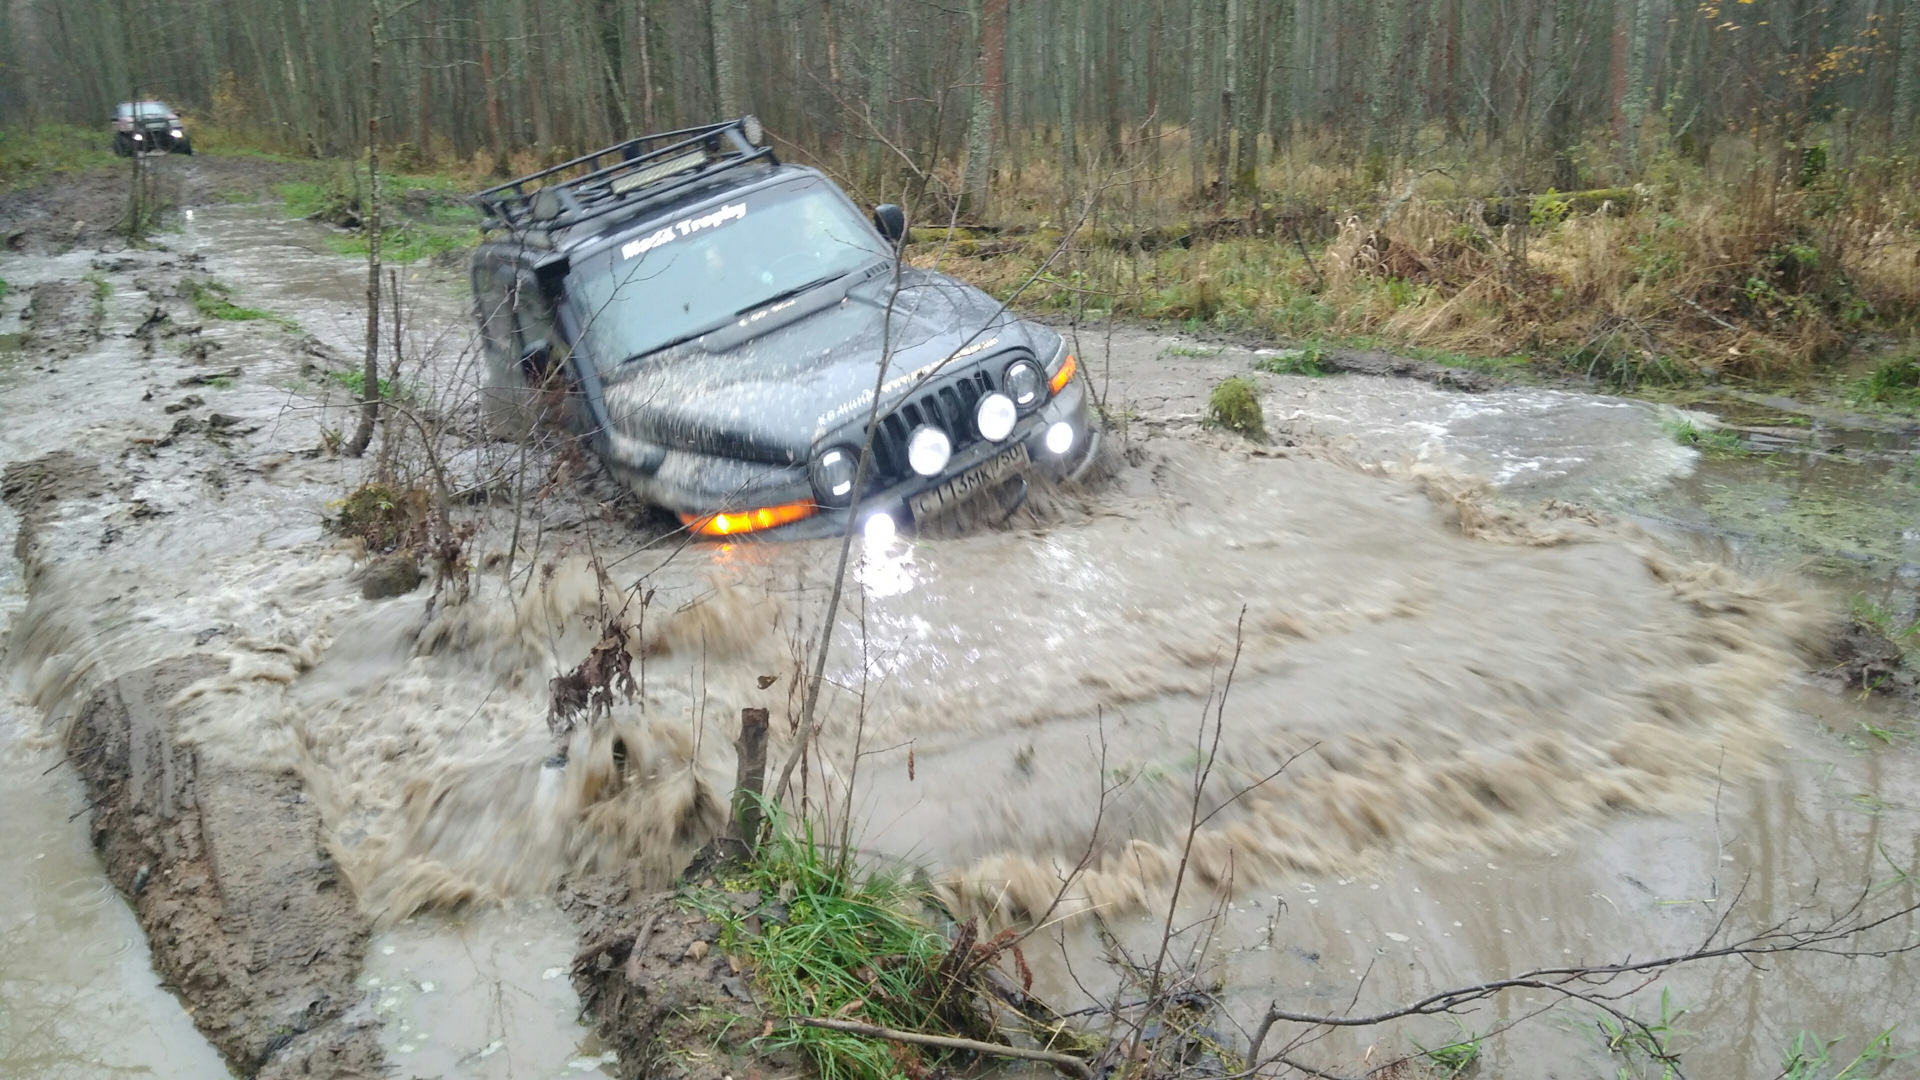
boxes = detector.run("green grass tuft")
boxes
[685,812,955,1080]
[1854,354,1920,409]
[328,368,409,402]
[1849,593,1919,660]
[1163,343,1223,358]
[0,277,10,301]
[324,222,475,264]
[186,280,298,329]
[1206,375,1267,439]
[1414,1019,1483,1076]
[1663,417,1748,457]
[1779,1025,1907,1080]
[1253,347,1328,376]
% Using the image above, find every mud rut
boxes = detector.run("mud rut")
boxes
[0,161,1914,1079]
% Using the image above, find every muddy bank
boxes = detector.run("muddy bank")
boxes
[21,280,103,361]
[1,155,311,254]
[68,660,378,1077]
[4,452,380,1077]
[564,875,802,1080]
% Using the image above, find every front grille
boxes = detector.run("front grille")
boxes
[865,357,1020,484]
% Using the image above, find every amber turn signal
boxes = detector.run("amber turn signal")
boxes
[681,501,817,537]
[1049,353,1077,394]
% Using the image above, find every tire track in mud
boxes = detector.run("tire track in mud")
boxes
[21,279,102,361]
[4,454,382,1079]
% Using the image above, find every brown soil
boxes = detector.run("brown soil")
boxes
[563,873,805,1080]
[0,450,119,564]
[1828,619,1920,703]
[68,661,380,1077]
[22,280,102,361]
[0,154,312,254]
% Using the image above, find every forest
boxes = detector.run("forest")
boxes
[3,0,1919,384]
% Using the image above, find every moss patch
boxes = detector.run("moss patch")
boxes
[1206,376,1267,440]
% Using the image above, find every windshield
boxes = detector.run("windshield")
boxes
[120,102,171,119]
[570,178,884,372]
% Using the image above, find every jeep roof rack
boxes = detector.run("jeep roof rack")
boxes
[472,117,777,234]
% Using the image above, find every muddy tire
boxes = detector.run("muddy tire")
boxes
[174,137,194,155]
[112,132,133,158]
[479,353,542,440]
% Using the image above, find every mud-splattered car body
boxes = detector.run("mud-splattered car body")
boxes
[112,101,191,156]
[469,118,1094,539]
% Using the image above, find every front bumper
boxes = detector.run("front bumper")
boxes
[603,370,1097,540]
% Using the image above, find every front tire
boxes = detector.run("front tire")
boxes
[478,352,543,440]
[112,132,133,158]
[174,137,193,155]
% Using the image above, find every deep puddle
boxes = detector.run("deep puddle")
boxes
[1,193,1914,1079]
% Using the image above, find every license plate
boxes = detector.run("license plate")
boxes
[910,443,1030,521]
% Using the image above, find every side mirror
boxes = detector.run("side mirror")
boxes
[872,204,906,246]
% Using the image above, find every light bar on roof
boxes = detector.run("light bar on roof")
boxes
[611,149,708,195]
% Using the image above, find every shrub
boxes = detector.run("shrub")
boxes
[1207,376,1266,440]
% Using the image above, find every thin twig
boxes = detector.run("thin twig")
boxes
[789,1017,1093,1080]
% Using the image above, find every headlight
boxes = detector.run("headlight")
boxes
[907,426,951,476]
[171,129,183,137]
[1046,421,1076,455]
[975,392,1016,441]
[1004,360,1044,408]
[132,133,143,141]
[809,445,858,505]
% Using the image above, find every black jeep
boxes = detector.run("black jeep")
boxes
[469,118,1095,539]
[112,100,192,156]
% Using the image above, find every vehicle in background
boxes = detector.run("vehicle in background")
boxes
[467,117,1097,540]
[112,101,192,156]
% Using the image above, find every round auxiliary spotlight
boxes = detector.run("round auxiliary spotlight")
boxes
[907,426,952,477]
[741,115,765,146]
[976,393,1017,442]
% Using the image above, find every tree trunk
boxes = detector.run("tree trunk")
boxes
[348,0,384,461]
[1188,0,1206,202]
[1622,0,1656,173]
[1220,0,1239,196]
[960,0,991,218]
[1055,5,1076,208]
[710,0,739,116]
[1896,0,1920,138]
[479,1,506,167]
[1147,0,1163,169]
[1609,0,1628,159]
[1546,0,1579,188]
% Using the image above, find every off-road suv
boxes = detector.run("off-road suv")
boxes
[469,118,1095,539]
[112,100,192,156]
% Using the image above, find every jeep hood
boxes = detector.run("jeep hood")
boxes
[596,269,1046,463]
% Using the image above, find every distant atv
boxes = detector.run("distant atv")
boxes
[468,117,1096,539]
[112,101,192,156]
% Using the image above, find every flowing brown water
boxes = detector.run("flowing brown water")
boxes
[1,194,1913,1077]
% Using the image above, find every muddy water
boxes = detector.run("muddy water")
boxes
[1,197,1915,1080]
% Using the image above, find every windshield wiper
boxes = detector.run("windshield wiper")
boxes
[733,269,852,317]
